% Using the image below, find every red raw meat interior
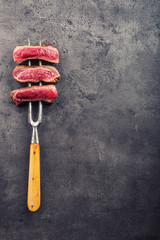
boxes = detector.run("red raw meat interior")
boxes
[13,44,59,63]
[16,88,57,100]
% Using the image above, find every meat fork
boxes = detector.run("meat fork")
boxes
[27,38,42,212]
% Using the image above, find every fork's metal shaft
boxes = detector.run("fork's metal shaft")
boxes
[31,127,39,143]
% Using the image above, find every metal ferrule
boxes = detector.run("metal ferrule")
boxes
[31,126,39,144]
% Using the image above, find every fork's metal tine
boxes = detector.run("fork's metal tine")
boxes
[28,38,32,124]
[28,37,30,46]
[28,102,32,124]
[37,102,42,124]
[37,39,43,123]
[28,38,31,86]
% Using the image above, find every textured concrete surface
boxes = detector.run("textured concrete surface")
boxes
[0,0,160,239]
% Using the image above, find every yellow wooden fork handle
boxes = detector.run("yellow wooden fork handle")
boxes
[27,143,41,212]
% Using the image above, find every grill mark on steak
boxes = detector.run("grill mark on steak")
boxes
[13,65,61,83]
[13,44,59,63]
[11,85,58,105]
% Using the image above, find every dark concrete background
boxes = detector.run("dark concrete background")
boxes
[0,0,160,239]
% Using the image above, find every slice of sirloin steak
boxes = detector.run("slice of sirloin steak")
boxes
[13,43,59,63]
[11,85,58,105]
[13,65,61,83]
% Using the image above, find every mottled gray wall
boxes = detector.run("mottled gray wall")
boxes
[0,0,160,239]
